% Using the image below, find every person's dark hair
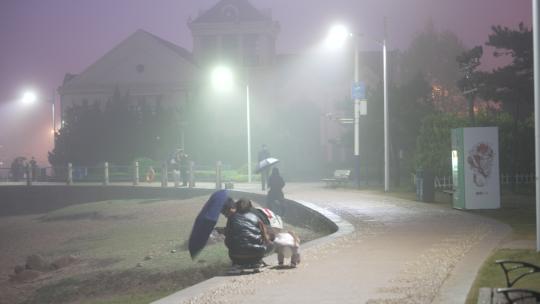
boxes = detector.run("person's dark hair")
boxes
[221,197,235,215]
[235,198,253,214]
[271,167,280,176]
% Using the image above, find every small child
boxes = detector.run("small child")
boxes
[273,230,301,268]
[235,199,300,268]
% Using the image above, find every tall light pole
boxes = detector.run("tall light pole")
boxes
[326,23,389,191]
[246,84,252,183]
[211,66,252,183]
[383,25,389,192]
[532,0,540,252]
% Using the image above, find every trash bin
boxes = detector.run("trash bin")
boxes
[416,168,434,202]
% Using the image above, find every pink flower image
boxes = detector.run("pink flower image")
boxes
[467,142,494,187]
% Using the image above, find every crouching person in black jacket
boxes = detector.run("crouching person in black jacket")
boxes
[222,198,274,267]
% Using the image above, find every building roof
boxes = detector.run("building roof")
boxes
[189,0,270,24]
[140,30,195,65]
[59,29,198,92]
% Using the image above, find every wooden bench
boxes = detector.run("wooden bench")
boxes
[322,169,351,188]
[478,260,540,304]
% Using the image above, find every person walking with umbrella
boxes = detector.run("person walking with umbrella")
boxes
[258,144,271,190]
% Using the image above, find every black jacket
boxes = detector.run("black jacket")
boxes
[225,211,267,258]
[267,173,285,202]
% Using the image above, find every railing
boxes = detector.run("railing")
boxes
[411,173,536,190]
[0,161,252,190]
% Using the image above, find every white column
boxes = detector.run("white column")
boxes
[354,38,360,157]
[383,39,389,192]
[533,0,540,252]
[353,36,361,188]
[247,84,252,183]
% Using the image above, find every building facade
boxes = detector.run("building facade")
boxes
[57,0,387,177]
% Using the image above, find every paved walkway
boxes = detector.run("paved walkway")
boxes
[151,182,511,304]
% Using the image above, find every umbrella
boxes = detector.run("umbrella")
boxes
[255,157,280,173]
[188,190,230,259]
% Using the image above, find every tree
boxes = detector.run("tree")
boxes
[400,21,467,113]
[456,46,483,124]
[49,91,181,167]
[475,23,534,186]
[479,23,533,120]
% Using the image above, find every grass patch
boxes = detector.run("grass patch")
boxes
[11,196,325,304]
[24,263,230,304]
[468,192,537,241]
[465,249,540,304]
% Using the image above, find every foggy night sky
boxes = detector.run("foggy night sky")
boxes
[0,0,532,165]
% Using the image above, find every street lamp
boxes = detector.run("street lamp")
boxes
[210,66,252,183]
[326,23,389,192]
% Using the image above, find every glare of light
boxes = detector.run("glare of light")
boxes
[325,24,351,49]
[211,65,235,92]
[21,91,37,106]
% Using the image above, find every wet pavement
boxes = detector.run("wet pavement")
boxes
[153,182,511,304]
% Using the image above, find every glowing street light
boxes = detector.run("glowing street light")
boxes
[326,22,389,191]
[21,91,37,106]
[211,66,235,93]
[20,89,56,135]
[210,65,252,183]
[325,24,351,49]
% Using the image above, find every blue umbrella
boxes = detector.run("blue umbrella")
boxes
[188,190,230,259]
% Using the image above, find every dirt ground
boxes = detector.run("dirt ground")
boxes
[0,196,319,304]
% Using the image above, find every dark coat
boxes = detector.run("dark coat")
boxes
[267,172,285,202]
[225,211,267,259]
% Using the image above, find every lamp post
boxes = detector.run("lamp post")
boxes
[326,23,389,191]
[532,0,540,252]
[211,66,252,183]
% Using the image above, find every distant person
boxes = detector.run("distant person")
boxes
[178,149,189,187]
[258,144,271,190]
[171,149,182,187]
[145,166,156,183]
[267,167,285,215]
[29,157,38,181]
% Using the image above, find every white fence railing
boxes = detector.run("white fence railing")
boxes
[411,173,536,190]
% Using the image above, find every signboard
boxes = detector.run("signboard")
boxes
[351,82,366,100]
[451,127,500,209]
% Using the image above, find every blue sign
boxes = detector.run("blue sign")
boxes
[351,82,366,100]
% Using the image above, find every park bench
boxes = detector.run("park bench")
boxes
[478,260,540,304]
[321,169,351,188]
